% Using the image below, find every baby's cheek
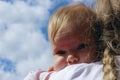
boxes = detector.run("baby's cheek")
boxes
[54,57,66,71]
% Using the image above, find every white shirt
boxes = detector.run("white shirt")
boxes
[49,62,103,80]
[24,61,103,80]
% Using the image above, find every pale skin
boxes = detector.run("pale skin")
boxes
[52,24,98,71]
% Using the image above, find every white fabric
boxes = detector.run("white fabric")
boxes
[24,62,103,80]
[49,61,103,80]
[24,70,50,80]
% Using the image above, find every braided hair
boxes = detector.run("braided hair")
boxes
[94,0,120,80]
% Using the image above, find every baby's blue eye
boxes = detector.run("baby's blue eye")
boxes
[56,50,66,55]
[77,44,88,50]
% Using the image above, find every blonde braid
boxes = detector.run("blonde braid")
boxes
[102,47,116,80]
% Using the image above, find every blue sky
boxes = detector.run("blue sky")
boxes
[0,0,96,80]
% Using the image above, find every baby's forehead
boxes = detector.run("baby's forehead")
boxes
[54,22,95,42]
[55,29,88,42]
[58,22,90,35]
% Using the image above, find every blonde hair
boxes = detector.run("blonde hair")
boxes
[94,0,120,80]
[48,3,96,44]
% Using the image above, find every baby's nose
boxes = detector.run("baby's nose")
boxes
[67,55,79,65]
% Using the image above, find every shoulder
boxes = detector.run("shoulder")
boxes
[49,62,103,80]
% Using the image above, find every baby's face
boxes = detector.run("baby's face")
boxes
[52,32,97,71]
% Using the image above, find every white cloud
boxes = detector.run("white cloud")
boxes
[0,0,53,80]
[0,70,15,80]
[0,0,51,25]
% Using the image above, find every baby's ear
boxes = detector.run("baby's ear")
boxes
[48,66,54,72]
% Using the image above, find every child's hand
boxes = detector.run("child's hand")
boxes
[48,66,54,72]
